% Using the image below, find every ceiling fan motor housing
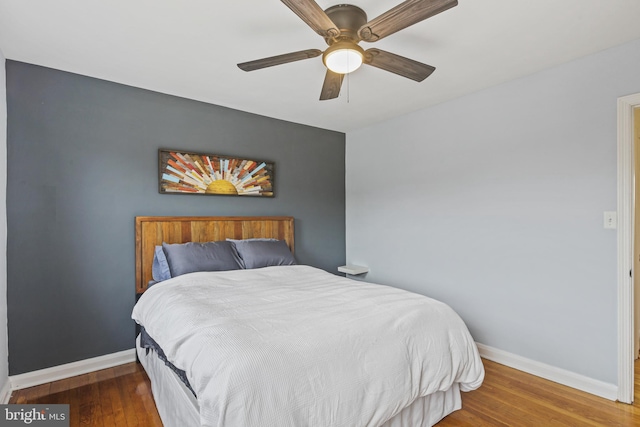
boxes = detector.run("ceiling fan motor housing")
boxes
[324,4,367,44]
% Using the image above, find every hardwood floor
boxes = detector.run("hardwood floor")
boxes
[437,359,640,427]
[9,363,162,426]
[9,358,640,426]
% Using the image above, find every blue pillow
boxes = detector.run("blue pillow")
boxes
[229,239,296,269]
[152,246,172,282]
[162,241,244,277]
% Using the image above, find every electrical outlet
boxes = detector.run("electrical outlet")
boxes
[604,211,617,229]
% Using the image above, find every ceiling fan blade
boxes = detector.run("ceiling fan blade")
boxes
[364,49,435,82]
[281,0,340,38]
[319,70,344,100]
[238,49,322,72]
[359,0,458,42]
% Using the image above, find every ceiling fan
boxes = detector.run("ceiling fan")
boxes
[238,0,458,100]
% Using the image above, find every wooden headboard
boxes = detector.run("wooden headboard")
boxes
[135,216,294,294]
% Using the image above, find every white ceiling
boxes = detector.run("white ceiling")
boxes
[1,0,639,132]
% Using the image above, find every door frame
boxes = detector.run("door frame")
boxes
[618,92,640,403]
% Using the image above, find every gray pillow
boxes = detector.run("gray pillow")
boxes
[152,245,172,282]
[162,241,243,277]
[230,239,296,269]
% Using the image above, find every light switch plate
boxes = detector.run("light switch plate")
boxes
[604,211,617,229]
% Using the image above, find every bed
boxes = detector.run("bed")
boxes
[132,216,484,427]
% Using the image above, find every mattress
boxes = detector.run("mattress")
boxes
[137,336,463,427]
[133,265,484,427]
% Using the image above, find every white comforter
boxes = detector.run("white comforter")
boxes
[132,265,484,427]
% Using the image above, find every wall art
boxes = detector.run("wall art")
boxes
[159,149,274,197]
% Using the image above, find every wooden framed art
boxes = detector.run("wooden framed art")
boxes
[158,149,274,197]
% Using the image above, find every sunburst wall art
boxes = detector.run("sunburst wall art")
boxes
[158,149,274,197]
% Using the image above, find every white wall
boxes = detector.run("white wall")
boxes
[0,49,9,397]
[346,37,640,385]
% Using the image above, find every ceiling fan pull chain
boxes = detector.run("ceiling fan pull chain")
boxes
[347,56,350,103]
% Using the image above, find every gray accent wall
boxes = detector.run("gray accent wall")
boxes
[346,37,640,385]
[6,61,345,375]
[0,51,9,391]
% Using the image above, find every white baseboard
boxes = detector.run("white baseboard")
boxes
[4,343,619,402]
[9,348,136,391]
[0,378,11,403]
[476,342,618,401]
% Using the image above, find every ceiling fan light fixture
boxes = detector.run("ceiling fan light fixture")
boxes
[323,42,364,74]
